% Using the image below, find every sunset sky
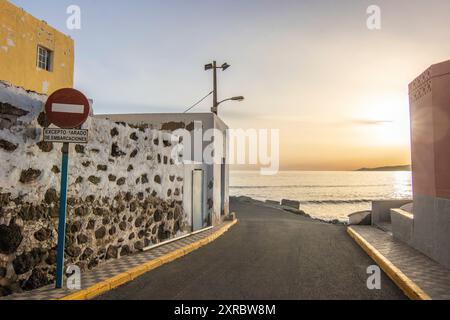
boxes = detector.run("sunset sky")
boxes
[11,0,450,170]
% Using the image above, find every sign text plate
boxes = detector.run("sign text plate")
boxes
[43,128,89,144]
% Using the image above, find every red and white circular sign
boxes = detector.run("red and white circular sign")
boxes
[45,88,90,129]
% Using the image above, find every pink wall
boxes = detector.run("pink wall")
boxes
[409,60,450,200]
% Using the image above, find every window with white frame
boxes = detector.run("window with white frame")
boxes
[37,46,53,71]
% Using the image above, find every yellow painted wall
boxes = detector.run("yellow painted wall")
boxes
[0,0,74,95]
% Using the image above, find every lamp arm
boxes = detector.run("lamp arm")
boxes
[217,98,233,106]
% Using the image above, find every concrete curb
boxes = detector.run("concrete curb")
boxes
[347,226,431,300]
[60,220,238,300]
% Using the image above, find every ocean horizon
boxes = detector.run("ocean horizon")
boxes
[230,170,412,221]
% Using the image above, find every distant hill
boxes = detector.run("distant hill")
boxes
[356,165,411,172]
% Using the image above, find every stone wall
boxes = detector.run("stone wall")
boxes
[0,82,187,296]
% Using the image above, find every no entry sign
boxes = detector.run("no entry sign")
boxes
[45,88,90,129]
[42,88,91,290]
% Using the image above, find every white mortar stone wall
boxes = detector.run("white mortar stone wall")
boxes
[0,82,187,296]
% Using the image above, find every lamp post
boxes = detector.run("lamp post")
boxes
[204,61,243,115]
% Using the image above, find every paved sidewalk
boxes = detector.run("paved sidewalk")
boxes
[349,226,450,300]
[1,221,236,300]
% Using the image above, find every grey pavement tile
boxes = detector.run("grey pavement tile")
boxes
[351,226,450,300]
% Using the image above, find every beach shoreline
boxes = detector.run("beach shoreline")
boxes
[230,170,412,221]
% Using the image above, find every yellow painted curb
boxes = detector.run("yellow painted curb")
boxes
[127,265,149,280]
[184,242,201,254]
[108,273,132,289]
[160,248,185,264]
[144,258,163,271]
[59,290,86,301]
[84,282,110,300]
[60,219,238,300]
[347,227,431,300]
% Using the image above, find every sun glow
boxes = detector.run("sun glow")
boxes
[358,93,411,146]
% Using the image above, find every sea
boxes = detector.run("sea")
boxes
[230,171,412,222]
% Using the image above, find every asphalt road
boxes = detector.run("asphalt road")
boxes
[97,197,406,300]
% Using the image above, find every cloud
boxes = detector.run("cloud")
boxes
[351,119,394,126]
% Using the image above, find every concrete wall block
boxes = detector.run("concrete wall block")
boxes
[412,195,450,269]
[371,200,412,226]
[348,211,372,226]
[390,209,414,245]
[281,199,300,210]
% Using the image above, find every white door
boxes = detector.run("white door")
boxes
[192,169,203,231]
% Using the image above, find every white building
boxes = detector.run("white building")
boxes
[95,112,230,232]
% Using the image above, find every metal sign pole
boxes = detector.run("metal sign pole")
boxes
[55,142,70,289]
[44,88,90,289]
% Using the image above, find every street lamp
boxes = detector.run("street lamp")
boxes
[218,96,245,105]
[204,61,244,115]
